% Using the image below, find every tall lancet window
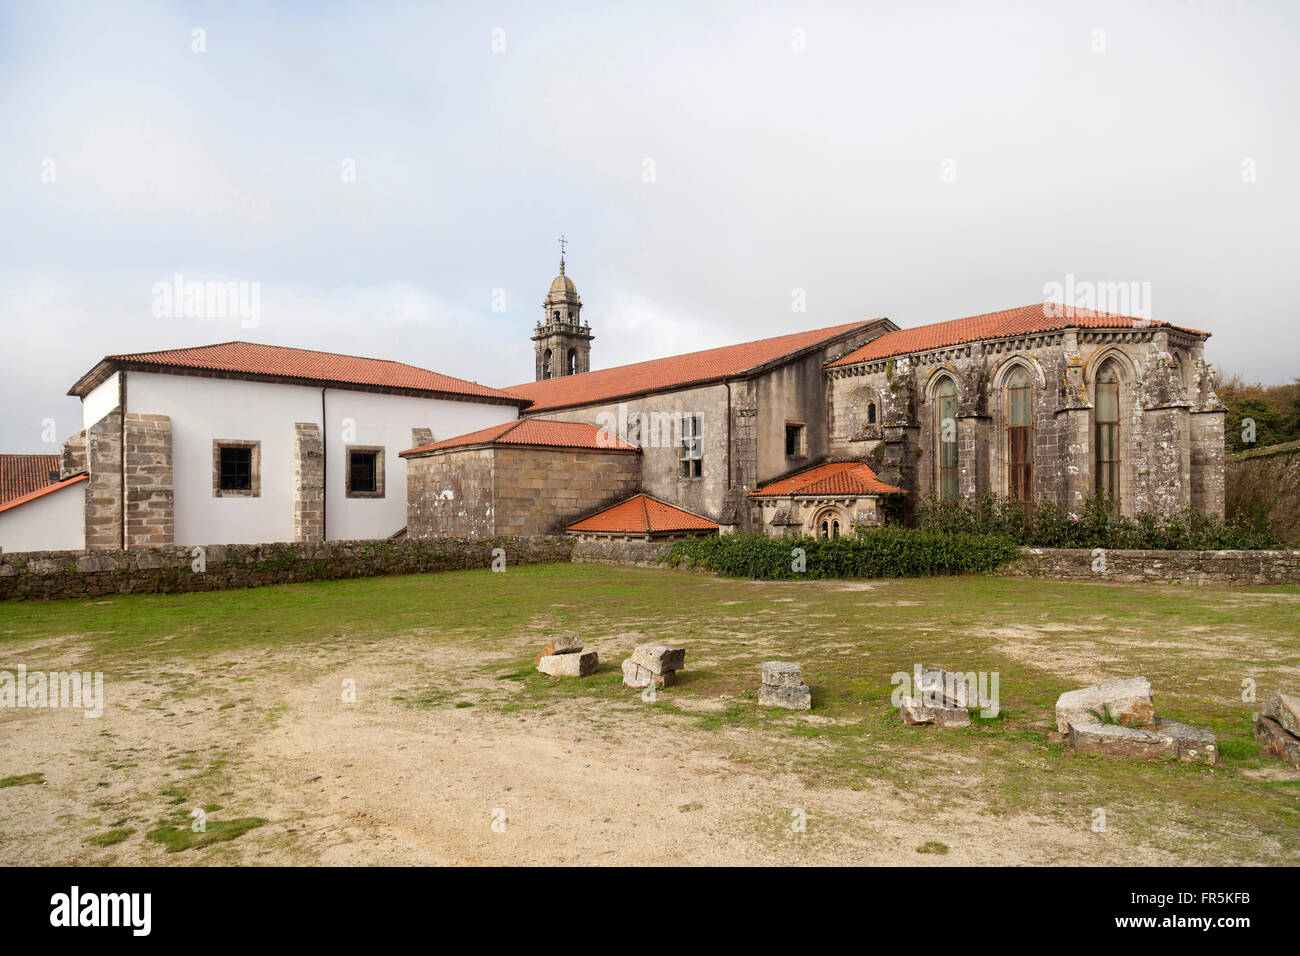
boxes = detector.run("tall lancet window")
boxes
[543,348,553,379]
[1095,362,1121,509]
[936,376,959,500]
[567,348,577,375]
[1006,366,1033,513]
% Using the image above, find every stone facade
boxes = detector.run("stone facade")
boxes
[60,407,177,551]
[83,408,122,551]
[406,445,641,539]
[0,536,575,601]
[122,412,174,548]
[752,493,884,538]
[293,422,324,544]
[827,326,1225,518]
[524,322,891,532]
[59,431,87,480]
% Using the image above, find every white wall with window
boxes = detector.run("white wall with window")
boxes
[122,372,516,545]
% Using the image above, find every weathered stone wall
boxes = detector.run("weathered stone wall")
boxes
[0,536,575,601]
[570,536,674,566]
[292,422,324,543]
[406,445,640,539]
[827,325,1225,517]
[84,408,123,551]
[1003,547,1300,585]
[407,447,495,539]
[1227,441,1300,543]
[60,430,87,480]
[752,493,884,537]
[493,446,641,536]
[522,323,891,532]
[526,383,738,525]
[122,413,174,548]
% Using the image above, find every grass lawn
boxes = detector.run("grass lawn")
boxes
[1,563,1297,865]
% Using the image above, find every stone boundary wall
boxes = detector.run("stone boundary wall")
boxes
[0,536,574,601]
[1003,547,1300,586]
[570,537,674,567]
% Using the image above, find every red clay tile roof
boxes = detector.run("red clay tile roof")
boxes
[749,461,903,497]
[506,320,891,412]
[567,494,718,535]
[826,303,1208,368]
[0,473,87,515]
[69,341,529,405]
[400,418,637,456]
[0,454,62,504]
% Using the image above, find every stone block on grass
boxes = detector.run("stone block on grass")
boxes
[1055,677,1154,734]
[1254,713,1300,768]
[899,695,971,728]
[621,659,676,688]
[533,635,583,667]
[759,682,812,710]
[537,650,598,678]
[630,643,686,675]
[1152,716,1219,765]
[761,661,804,687]
[1067,721,1178,760]
[1261,691,1300,739]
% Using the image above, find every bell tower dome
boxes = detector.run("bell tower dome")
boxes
[533,237,593,380]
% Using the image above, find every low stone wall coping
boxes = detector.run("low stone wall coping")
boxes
[0,536,575,601]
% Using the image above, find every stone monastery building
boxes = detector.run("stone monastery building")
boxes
[0,256,1224,553]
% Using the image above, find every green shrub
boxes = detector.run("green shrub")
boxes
[914,492,1281,550]
[665,528,1021,580]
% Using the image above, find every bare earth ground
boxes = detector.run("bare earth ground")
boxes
[1,565,1297,866]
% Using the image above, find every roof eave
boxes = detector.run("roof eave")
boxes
[69,359,533,407]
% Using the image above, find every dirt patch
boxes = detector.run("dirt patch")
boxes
[0,635,1200,866]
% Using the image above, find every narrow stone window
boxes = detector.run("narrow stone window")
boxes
[543,348,553,379]
[785,422,806,458]
[567,348,577,375]
[212,440,260,497]
[679,414,703,478]
[867,402,876,425]
[346,446,385,498]
[936,376,959,500]
[1095,362,1121,510]
[1006,366,1033,513]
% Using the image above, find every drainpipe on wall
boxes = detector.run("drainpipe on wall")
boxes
[321,387,328,542]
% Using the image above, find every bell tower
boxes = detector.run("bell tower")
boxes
[533,236,593,380]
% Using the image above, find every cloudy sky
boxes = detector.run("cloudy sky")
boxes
[1,0,1296,452]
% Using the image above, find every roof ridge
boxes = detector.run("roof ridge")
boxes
[110,339,489,380]
[505,319,883,391]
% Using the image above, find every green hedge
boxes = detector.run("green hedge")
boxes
[914,492,1282,550]
[664,529,1021,580]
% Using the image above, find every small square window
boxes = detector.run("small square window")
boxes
[220,447,252,490]
[785,423,806,458]
[213,440,260,497]
[350,452,376,494]
[346,446,385,498]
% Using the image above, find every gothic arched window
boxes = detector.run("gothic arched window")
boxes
[1095,361,1121,509]
[936,376,959,500]
[567,348,577,375]
[1006,366,1033,513]
[543,348,553,379]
